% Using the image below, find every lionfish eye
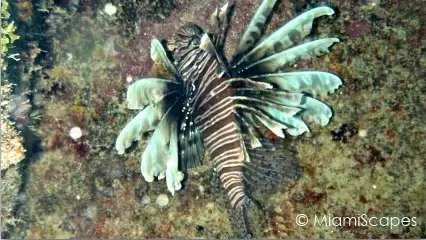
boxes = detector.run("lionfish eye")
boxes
[189,37,200,47]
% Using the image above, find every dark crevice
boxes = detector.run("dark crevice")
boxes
[1,0,54,238]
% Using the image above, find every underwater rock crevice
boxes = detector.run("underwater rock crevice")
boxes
[2,0,54,238]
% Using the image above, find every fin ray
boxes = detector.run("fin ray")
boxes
[234,6,335,66]
[141,99,184,195]
[115,104,164,155]
[151,39,181,79]
[179,110,205,171]
[232,0,277,62]
[243,137,302,193]
[250,71,342,96]
[239,38,339,74]
[127,78,178,110]
[235,88,333,126]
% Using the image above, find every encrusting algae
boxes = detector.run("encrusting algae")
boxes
[1,0,25,171]
[1,0,26,234]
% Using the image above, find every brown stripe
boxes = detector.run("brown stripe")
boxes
[224,181,244,191]
[210,139,241,158]
[194,76,225,109]
[218,165,244,176]
[190,54,216,88]
[232,193,246,208]
[198,114,234,139]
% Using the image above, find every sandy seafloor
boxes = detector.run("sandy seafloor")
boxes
[1,0,425,238]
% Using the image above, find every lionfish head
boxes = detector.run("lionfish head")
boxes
[171,24,204,53]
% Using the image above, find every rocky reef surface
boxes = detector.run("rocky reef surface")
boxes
[2,0,425,238]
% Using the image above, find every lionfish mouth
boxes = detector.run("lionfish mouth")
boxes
[115,0,342,237]
[166,39,175,51]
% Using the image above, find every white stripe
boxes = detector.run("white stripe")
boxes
[223,178,242,189]
[216,153,242,163]
[198,102,233,127]
[212,150,241,165]
[213,148,240,160]
[208,133,239,152]
[192,63,218,104]
[231,192,246,207]
[209,135,240,155]
[195,61,216,93]
[221,174,242,185]
[220,171,242,182]
[199,110,233,133]
[198,81,229,108]
[228,186,244,199]
[187,51,210,81]
[204,122,235,144]
[195,52,210,73]
[180,50,198,70]
[195,97,233,122]
[217,160,244,172]
[214,154,241,168]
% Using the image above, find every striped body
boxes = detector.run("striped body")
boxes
[174,26,247,208]
[116,2,342,236]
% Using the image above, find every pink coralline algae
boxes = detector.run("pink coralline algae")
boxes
[345,18,372,39]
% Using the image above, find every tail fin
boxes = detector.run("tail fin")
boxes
[232,198,259,238]
[232,137,302,238]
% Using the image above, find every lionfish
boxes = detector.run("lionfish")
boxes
[116,0,342,236]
